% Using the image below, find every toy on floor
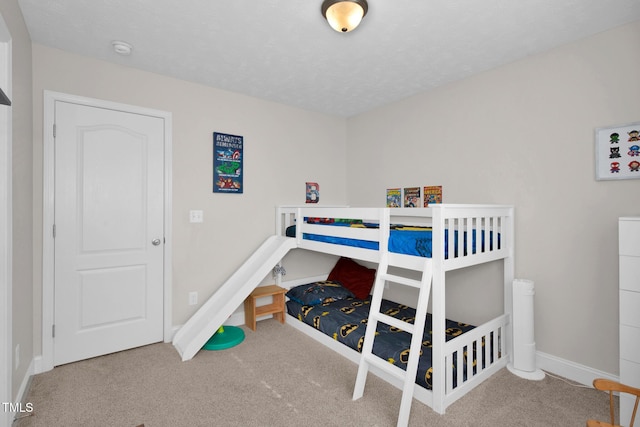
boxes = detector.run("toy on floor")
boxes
[202,325,245,350]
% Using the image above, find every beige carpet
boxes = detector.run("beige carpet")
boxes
[16,319,613,426]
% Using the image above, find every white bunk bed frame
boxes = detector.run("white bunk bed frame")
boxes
[275,204,514,416]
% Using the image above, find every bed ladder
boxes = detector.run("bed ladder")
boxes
[352,255,433,427]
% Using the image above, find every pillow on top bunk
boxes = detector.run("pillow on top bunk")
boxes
[327,257,376,299]
[286,280,354,306]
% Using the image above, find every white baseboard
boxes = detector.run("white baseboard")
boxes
[536,351,618,386]
[8,357,36,424]
[226,311,247,326]
[170,325,181,339]
[170,312,246,344]
[29,333,618,392]
[14,358,34,402]
[32,355,43,375]
[171,304,286,338]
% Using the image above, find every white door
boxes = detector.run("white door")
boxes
[53,101,165,366]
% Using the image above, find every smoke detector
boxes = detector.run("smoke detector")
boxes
[112,41,133,56]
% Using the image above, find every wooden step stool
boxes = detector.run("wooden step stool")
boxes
[244,284,287,331]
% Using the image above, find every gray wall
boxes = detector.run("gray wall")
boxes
[30,44,349,354]
[345,21,640,375]
[11,6,639,390]
[0,0,34,400]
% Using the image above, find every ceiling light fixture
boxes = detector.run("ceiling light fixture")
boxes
[321,0,368,33]
[112,40,133,56]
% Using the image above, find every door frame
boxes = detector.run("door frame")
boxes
[0,12,12,427]
[41,91,173,372]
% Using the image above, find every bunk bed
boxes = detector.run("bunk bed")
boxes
[275,205,514,417]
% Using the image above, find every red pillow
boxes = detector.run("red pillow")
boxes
[327,257,376,299]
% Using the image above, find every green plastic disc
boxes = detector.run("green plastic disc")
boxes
[202,325,245,351]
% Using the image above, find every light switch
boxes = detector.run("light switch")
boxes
[189,210,203,223]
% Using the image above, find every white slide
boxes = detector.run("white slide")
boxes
[173,235,297,361]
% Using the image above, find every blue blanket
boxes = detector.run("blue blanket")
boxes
[287,222,499,258]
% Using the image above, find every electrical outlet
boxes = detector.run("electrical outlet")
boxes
[189,291,198,305]
[189,210,203,223]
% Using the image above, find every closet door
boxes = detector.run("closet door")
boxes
[53,100,166,366]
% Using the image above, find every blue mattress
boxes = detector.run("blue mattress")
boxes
[287,221,498,258]
[286,296,477,390]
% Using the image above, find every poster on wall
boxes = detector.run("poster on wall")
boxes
[423,186,443,206]
[403,187,421,207]
[213,132,243,193]
[386,188,401,207]
[306,182,319,203]
[595,122,640,181]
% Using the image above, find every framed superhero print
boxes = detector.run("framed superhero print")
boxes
[595,121,640,181]
[213,132,243,193]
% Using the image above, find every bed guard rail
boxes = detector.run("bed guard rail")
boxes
[275,204,513,269]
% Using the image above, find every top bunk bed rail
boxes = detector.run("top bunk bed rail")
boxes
[276,204,513,271]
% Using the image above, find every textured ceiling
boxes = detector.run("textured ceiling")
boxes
[17,0,640,117]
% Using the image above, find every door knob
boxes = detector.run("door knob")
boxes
[152,238,161,246]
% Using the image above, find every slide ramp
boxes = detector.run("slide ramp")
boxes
[173,235,297,361]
